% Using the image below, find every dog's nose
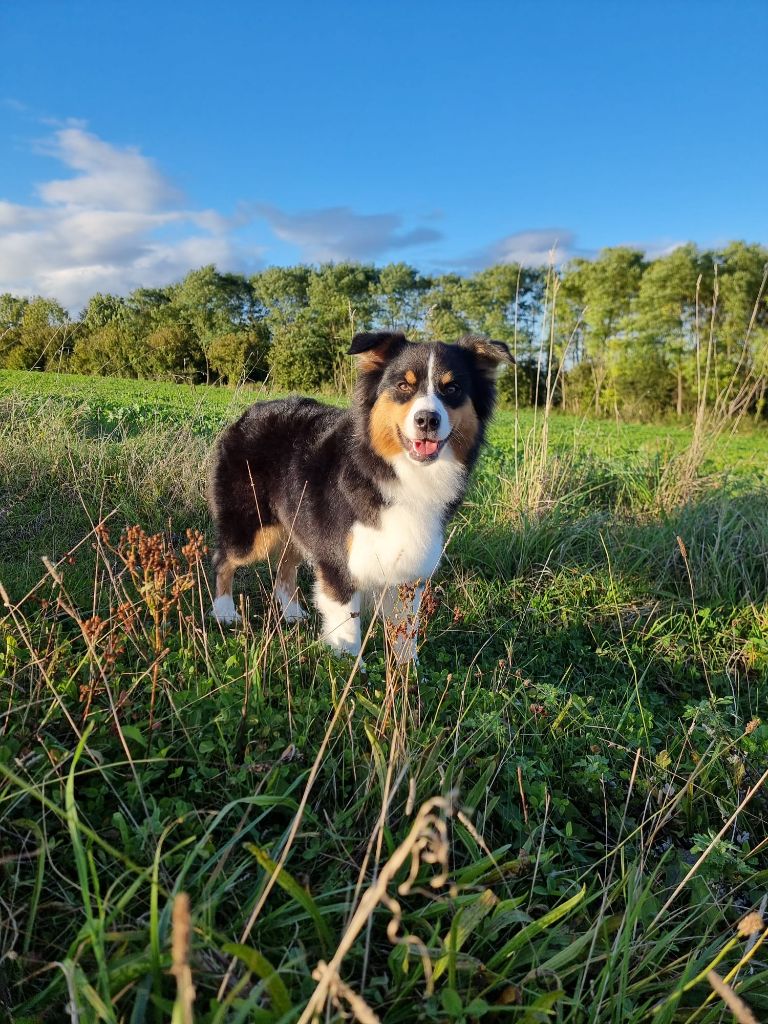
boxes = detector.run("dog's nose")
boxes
[414,409,441,433]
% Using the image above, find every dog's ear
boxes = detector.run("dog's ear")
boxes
[457,334,513,378]
[348,331,408,370]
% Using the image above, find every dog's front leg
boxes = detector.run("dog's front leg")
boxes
[314,569,361,657]
[381,583,423,664]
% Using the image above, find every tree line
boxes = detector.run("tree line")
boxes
[1,241,767,420]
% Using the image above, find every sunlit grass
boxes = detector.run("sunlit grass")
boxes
[0,372,766,1022]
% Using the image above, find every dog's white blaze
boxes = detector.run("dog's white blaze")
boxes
[314,586,361,655]
[212,594,240,625]
[348,454,465,589]
[403,349,451,443]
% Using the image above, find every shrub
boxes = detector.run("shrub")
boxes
[208,326,270,384]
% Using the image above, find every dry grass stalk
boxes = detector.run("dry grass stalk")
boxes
[705,971,757,1024]
[309,964,382,1024]
[170,892,195,1024]
[298,795,454,1024]
[661,267,768,507]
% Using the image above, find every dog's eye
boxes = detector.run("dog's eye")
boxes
[397,381,413,392]
[442,382,460,395]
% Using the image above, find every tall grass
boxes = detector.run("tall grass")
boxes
[1,284,767,1021]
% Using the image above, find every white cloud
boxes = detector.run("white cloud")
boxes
[36,127,180,212]
[470,229,578,269]
[0,124,445,308]
[629,238,686,260]
[256,203,442,262]
[0,126,253,309]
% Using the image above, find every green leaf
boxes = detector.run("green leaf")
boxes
[222,943,293,1015]
[433,889,498,981]
[121,724,145,747]
[487,886,587,971]
[521,989,565,1021]
[442,987,463,1017]
[246,844,333,954]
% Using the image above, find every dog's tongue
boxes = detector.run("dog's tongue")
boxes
[413,439,439,457]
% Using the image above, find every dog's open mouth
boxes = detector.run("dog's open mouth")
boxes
[398,429,449,463]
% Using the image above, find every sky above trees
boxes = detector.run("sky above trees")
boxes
[1,0,767,308]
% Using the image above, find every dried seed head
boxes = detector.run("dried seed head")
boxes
[81,615,105,641]
[737,912,765,937]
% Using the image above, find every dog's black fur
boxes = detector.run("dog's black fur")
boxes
[208,331,510,656]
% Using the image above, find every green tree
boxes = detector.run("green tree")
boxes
[4,297,74,370]
[559,248,645,415]
[208,325,270,384]
[635,245,712,417]
[716,242,768,413]
[143,323,205,380]
[124,286,176,337]
[266,263,377,392]
[252,265,312,316]
[268,311,337,391]
[70,321,141,377]
[424,274,471,340]
[0,293,28,366]
[80,292,128,330]
[374,263,432,333]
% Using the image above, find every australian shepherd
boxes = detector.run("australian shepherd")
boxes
[207,331,511,660]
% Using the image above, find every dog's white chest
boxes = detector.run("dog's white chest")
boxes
[347,455,465,590]
[348,504,444,588]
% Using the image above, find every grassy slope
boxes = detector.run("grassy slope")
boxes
[0,369,767,1022]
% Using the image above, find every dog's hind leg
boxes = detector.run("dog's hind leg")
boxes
[211,525,285,625]
[212,548,241,625]
[275,541,307,623]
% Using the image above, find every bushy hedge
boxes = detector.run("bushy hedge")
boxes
[2,242,767,419]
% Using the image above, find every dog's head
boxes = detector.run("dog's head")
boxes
[349,331,512,467]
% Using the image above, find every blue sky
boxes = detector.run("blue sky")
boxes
[1,0,766,308]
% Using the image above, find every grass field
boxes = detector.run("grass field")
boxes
[1,368,767,1023]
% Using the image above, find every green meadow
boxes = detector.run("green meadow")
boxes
[1,368,767,1022]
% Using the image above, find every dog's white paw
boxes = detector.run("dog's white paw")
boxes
[325,635,365,669]
[281,600,308,624]
[212,595,241,625]
[327,635,361,657]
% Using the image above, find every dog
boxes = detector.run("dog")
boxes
[207,331,511,660]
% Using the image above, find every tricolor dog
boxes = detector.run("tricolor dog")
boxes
[207,332,511,660]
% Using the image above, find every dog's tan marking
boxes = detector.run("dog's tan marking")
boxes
[217,528,294,598]
[404,369,417,385]
[215,559,236,599]
[235,525,286,565]
[354,333,405,372]
[370,393,414,460]
[276,540,304,602]
[447,399,480,463]
[358,351,384,372]
[440,371,454,386]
